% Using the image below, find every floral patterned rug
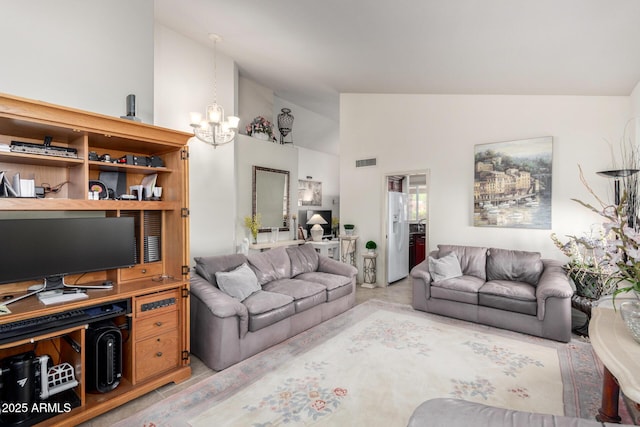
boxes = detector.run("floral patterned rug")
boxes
[115,300,624,426]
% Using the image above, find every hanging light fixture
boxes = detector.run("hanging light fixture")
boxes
[189,34,240,147]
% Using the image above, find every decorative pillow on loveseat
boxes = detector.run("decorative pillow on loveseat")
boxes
[286,243,319,276]
[428,252,463,282]
[214,262,261,301]
[247,246,292,285]
[486,247,543,285]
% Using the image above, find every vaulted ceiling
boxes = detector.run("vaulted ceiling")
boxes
[155,0,640,124]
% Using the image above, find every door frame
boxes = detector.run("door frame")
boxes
[381,168,430,287]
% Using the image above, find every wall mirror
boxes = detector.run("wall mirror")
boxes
[252,166,290,232]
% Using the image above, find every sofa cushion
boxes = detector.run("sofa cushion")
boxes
[479,280,537,315]
[243,290,295,332]
[438,245,488,280]
[287,243,319,276]
[262,278,326,313]
[428,252,463,282]
[430,275,485,304]
[486,247,543,285]
[247,246,292,286]
[194,253,247,286]
[214,263,261,301]
[296,271,352,302]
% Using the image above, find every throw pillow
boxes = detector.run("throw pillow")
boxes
[428,252,463,282]
[194,254,247,286]
[215,263,261,301]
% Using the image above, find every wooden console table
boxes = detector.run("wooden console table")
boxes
[589,302,640,423]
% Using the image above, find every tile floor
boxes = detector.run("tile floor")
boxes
[79,278,413,426]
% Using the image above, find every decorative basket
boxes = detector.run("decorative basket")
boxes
[566,264,615,300]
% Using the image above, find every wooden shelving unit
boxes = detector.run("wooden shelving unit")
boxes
[0,93,192,426]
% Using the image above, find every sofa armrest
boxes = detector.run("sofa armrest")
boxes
[535,259,574,320]
[190,273,249,336]
[410,259,431,282]
[317,255,358,278]
[410,260,432,308]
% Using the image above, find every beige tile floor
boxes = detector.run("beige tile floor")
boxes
[79,278,412,426]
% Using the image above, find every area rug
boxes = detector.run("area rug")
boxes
[116,300,622,426]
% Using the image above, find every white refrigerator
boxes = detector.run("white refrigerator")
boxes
[387,191,409,283]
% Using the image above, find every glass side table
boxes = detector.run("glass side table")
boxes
[362,252,377,288]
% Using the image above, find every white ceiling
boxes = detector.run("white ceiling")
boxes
[155,0,640,123]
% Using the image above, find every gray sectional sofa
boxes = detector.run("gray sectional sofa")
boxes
[190,243,357,370]
[411,244,574,342]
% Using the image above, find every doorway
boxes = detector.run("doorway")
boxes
[383,170,429,286]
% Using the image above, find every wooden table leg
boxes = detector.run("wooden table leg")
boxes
[597,366,622,423]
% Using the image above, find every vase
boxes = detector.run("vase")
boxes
[620,301,640,344]
[253,132,269,141]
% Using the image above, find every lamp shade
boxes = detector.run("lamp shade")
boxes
[306,214,328,225]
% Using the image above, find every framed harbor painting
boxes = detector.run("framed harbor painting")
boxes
[474,136,552,229]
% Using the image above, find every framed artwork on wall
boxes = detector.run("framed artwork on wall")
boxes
[474,136,553,229]
[298,179,322,206]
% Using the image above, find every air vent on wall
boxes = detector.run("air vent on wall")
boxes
[355,158,377,168]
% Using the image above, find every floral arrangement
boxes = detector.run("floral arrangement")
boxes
[246,116,274,140]
[551,227,615,299]
[572,167,640,302]
[244,213,261,242]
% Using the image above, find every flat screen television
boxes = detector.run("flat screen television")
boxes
[300,209,332,238]
[0,217,136,294]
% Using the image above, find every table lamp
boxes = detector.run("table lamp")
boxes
[307,214,328,242]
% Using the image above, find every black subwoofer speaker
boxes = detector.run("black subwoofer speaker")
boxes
[86,322,122,393]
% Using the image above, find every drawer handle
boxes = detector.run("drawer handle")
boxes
[156,351,163,357]
[142,268,147,274]
[155,321,163,326]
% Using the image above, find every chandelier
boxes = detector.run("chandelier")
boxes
[189,34,240,147]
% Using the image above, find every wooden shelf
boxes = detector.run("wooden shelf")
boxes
[0,93,191,426]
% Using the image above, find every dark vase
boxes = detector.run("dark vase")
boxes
[277,108,294,144]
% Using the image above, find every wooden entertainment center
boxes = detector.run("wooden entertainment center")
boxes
[0,93,192,425]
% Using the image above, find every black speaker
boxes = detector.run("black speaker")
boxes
[98,171,127,199]
[86,322,122,393]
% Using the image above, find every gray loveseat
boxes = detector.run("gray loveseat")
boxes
[411,244,573,342]
[190,243,357,370]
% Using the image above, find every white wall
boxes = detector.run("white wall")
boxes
[297,146,340,217]
[340,94,631,285]
[238,77,275,135]
[0,0,154,123]
[275,96,340,155]
[154,24,239,260]
[235,135,299,245]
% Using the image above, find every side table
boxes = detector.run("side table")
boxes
[571,294,596,337]
[339,234,358,267]
[362,252,377,288]
[590,302,640,423]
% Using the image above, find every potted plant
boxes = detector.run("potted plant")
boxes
[244,213,261,244]
[344,224,355,235]
[366,240,377,253]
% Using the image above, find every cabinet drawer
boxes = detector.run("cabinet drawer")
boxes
[135,330,180,382]
[121,262,163,281]
[136,310,179,341]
